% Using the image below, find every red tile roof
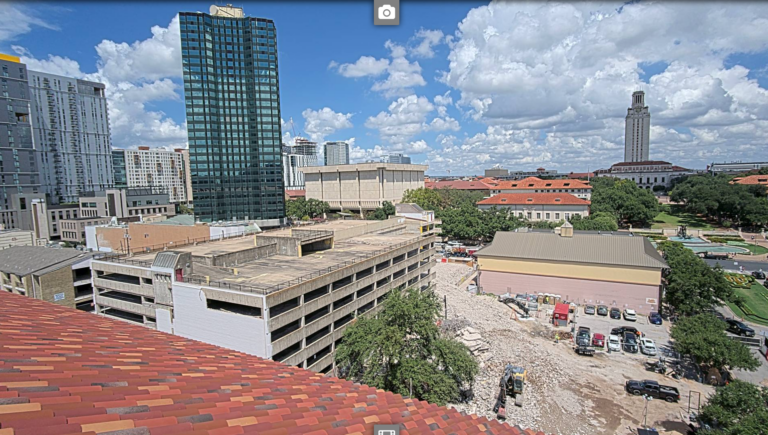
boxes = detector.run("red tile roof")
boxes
[493,177,592,190]
[425,180,493,190]
[0,292,535,435]
[477,193,590,206]
[567,172,594,179]
[285,190,306,199]
[732,175,768,185]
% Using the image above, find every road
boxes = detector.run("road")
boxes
[704,258,768,272]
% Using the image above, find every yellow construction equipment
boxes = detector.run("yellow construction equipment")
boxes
[492,364,527,419]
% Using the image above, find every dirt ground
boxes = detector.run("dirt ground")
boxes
[433,262,714,435]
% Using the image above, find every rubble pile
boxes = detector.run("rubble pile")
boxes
[432,262,596,435]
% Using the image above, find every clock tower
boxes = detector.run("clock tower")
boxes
[624,91,651,162]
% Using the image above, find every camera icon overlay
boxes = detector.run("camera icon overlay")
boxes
[374,0,399,25]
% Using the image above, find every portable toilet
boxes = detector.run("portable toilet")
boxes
[553,303,570,327]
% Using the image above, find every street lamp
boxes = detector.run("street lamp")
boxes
[643,395,653,428]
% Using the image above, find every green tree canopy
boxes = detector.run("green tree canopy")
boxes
[569,212,619,231]
[440,205,523,242]
[402,188,444,212]
[286,198,330,219]
[700,380,768,435]
[660,242,734,316]
[335,288,479,406]
[401,188,485,218]
[367,201,396,220]
[670,174,768,228]
[589,177,660,227]
[670,314,759,371]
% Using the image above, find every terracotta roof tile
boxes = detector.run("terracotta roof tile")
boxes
[425,181,493,190]
[0,292,538,435]
[494,177,592,191]
[732,175,768,185]
[477,193,590,206]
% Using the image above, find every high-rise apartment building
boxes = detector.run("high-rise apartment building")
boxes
[282,137,317,190]
[180,5,284,226]
[382,153,411,164]
[0,54,40,230]
[112,147,188,203]
[28,71,114,203]
[624,91,650,163]
[324,141,349,166]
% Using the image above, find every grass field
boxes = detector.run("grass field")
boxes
[726,283,768,327]
[651,207,715,230]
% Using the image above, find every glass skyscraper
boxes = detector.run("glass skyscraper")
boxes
[179,5,284,224]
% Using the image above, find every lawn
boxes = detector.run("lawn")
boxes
[651,207,715,230]
[726,283,768,327]
[732,242,768,256]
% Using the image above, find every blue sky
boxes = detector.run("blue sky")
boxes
[2,1,768,175]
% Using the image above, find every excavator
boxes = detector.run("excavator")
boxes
[492,364,527,419]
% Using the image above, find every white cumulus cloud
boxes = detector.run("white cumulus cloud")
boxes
[301,107,354,143]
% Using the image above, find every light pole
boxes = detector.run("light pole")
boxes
[643,395,653,428]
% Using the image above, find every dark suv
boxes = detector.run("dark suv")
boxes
[610,307,621,319]
[623,332,638,353]
[611,326,642,337]
[752,271,766,280]
[725,319,755,337]
[576,326,591,347]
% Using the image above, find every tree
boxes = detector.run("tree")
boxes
[670,314,759,371]
[367,201,396,221]
[700,380,768,435]
[335,288,478,406]
[440,206,523,242]
[286,198,330,219]
[569,212,619,231]
[590,177,659,226]
[660,242,734,316]
[402,188,444,212]
[382,201,396,217]
[670,174,768,228]
[178,203,194,215]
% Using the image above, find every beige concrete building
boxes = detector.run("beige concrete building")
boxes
[301,163,426,213]
[0,246,97,311]
[0,229,36,249]
[476,227,667,314]
[59,217,112,244]
[87,220,211,254]
[89,218,436,373]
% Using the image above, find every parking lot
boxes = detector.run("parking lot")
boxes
[572,306,673,358]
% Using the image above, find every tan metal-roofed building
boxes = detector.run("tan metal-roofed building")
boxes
[476,229,667,314]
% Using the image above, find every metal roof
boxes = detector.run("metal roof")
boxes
[396,203,425,214]
[153,251,180,269]
[476,231,667,269]
[0,246,94,276]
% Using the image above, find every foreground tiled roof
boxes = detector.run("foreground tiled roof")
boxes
[425,181,492,191]
[493,177,591,191]
[0,292,534,435]
[567,172,594,179]
[285,189,306,198]
[477,193,590,206]
[732,175,768,185]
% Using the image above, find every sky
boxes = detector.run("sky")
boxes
[1,1,768,176]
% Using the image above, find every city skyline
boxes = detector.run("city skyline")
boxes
[1,2,767,175]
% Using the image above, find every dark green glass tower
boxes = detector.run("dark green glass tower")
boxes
[180,5,285,224]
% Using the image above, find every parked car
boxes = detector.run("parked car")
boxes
[625,380,681,402]
[649,312,663,325]
[592,333,605,348]
[623,332,638,353]
[725,319,756,337]
[575,345,595,357]
[610,307,621,319]
[584,305,596,315]
[623,309,637,322]
[639,338,657,356]
[607,334,622,352]
[576,326,591,347]
[752,270,766,280]
[597,305,609,316]
[611,326,642,337]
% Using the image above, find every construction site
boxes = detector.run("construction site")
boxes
[433,261,715,435]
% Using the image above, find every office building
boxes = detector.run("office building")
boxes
[112,149,127,188]
[625,91,651,163]
[282,137,318,190]
[0,246,97,311]
[596,161,694,190]
[180,5,284,225]
[112,147,188,203]
[324,141,349,166]
[382,153,411,164]
[476,227,667,314]
[709,161,768,175]
[485,165,509,178]
[180,148,193,203]
[477,193,591,222]
[0,228,36,249]
[0,54,40,230]
[89,218,436,370]
[79,188,175,219]
[301,162,426,213]
[28,71,114,203]
[59,216,111,244]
